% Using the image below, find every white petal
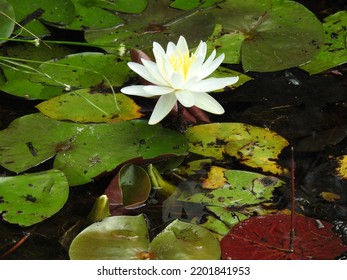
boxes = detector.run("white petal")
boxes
[175,90,195,107]
[176,36,189,55]
[148,93,177,125]
[121,85,155,97]
[189,77,239,92]
[191,92,225,114]
[143,85,175,95]
[153,42,166,68]
[141,59,168,86]
[197,53,225,80]
[193,41,207,58]
[166,41,177,56]
[170,72,184,89]
[127,62,162,85]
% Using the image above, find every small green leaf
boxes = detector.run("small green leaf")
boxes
[0,169,69,227]
[185,123,289,175]
[87,195,111,223]
[36,90,142,123]
[119,164,151,209]
[69,215,150,260]
[149,219,221,259]
[0,0,15,45]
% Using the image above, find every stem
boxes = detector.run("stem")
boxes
[289,146,296,252]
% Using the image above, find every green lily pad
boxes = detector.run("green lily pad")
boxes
[33,52,132,91]
[0,169,69,227]
[0,43,74,99]
[170,0,220,10]
[65,0,123,30]
[85,0,215,54]
[149,219,221,259]
[0,113,188,186]
[185,123,289,175]
[69,215,150,260]
[212,0,325,72]
[36,90,142,123]
[300,11,347,75]
[7,0,75,37]
[69,215,220,260]
[178,169,285,207]
[0,0,15,45]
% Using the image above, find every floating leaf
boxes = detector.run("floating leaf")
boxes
[300,11,347,74]
[33,52,132,92]
[170,0,220,10]
[0,169,69,227]
[212,0,324,72]
[36,90,142,123]
[0,0,15,45]
[179,169,285,207]
[201,166,228,189]
[0,43,74,99]
[0,113,188,186]
[69,215,220,260]
[149,219,221,260]
[85,0,215,53]
[8,0,75,36]
[69,215,150,260]
[220,214,347,259]
[185,123,289,174]
[335,155,347,180]
[65,0,123,30]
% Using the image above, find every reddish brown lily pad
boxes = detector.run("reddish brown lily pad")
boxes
[220,214,347,260]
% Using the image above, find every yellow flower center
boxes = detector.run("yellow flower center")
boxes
[169,52,196,80]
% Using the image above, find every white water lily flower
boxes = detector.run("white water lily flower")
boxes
[121,36,239,125]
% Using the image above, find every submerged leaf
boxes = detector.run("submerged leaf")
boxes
[0,169,69,227]
[185,123,289,174]
[36,90,142,123]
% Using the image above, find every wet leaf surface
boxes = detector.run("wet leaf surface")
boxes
[0,0,15,44]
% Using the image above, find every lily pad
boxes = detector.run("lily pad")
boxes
[7,0,75,37]
[69,215,220,260]
[149,219,221,259]
[85,0,215,53]
[36,90,142,123]
[335,155,347,180]
[0,169,69,227]
[0,113,188,186]
[33,52,132,92]
[185,123,289,174]
[0,0,15,45]
[179,169,285,207]
[300,11,347,75]
[212,0,325,72]
[170,0,220,10]
[69,215,150,260]
[0,43,75,99]
[220,214,347,259]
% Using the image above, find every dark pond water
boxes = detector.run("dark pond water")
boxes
[1,0,347,259]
